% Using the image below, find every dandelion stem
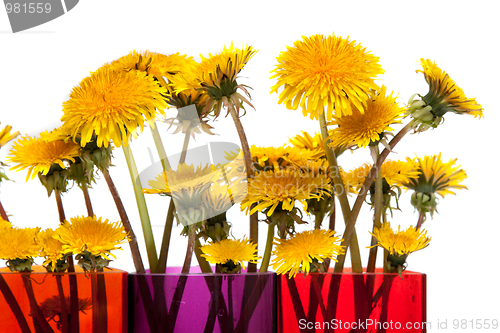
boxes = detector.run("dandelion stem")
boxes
[181,226,196,274]
[0,200,9,221]
[102,168,145,273]
[194,238,213,273]
[319,111,363,272]
[335,121,414,272]
[416,212,425,230]
[81,183,94,217]
[122,144,158,273]
[54,190,66,223]
[259,223,275,273]
[0,275,31,333]
[228,104,258,272]
[150,123,175,274]
[53,191,79,332]
[367,146,384,273]
[157,202,175,274]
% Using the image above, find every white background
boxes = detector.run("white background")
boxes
[1,0,499,330]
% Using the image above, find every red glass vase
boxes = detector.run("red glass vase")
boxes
[0,265,127,333]
[278,268,426,333]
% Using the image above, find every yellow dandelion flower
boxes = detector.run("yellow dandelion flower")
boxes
[55,216,129,260]
[109,50,192,84]
[240,168,332,216]
[289,131,326,159]
[272,229,344,277]
[7,136,80,181]
[200,238,260,271]
[143,163,220,195]
[403,154,467,217]
[39,126,74,143]
[177,43,257,119]
[369,222,430,256]
[0,217,12,230]
[328,86,405,148]
[0,227,40,261]
[202,181,248,217]
[250,145,317,171]
[61,65,168,148]
[343,159,420,194]
[38,228,66,269]
[0,123,20,149]
[271,33,384,120]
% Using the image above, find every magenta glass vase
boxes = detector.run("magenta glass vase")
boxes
[129,267,276,333]
[278,268,426,333]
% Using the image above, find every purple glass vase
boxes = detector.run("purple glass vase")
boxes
[129,267,276,333]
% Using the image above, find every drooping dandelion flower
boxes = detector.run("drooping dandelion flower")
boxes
[55,216,129,260]
[61,65,168,148]
[328,86,406,148]
[7,136,80,181]
[402,154,467,217]
[272,229,344,277]
[408,59,483,131]
[271,33,384,120]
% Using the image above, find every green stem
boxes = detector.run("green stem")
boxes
[194,238,213,273]
[150,123,175,273]
[367,146,384,273]
[122,144,158,273]
[151,121,172,171]
[335,121,414,272]
[179,128,191,165]
[228,104,258,272]
[259,223,275,272]
[319,111,363,273]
